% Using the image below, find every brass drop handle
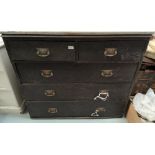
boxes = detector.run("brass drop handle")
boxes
[91,107,106,117]
[94,90,109,101]
[44,89,56,97]
[41,70,53,78]
[101,70,113,77]
[36,48,50,57]
[104,48,117,57]
[48,107,58,113]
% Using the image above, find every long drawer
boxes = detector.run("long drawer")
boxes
[78,40,147,62]
[16,63,137,83]
[26,101,124,118]
[6,40,76,61]
[21,83,130,101]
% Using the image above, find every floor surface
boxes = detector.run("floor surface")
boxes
[0,113,127,123]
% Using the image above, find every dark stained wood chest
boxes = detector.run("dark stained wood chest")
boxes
[2,32,151,118]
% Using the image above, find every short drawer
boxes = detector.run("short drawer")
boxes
[7,40,76,61]
[78,40,147,62]
[21,83,130,102]
[26,101,124,118]
[16,63,137,83]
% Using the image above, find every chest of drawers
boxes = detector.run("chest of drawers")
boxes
[2,32,151,118]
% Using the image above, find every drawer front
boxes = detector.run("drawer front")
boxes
[21,83,130,101]
[16,63,137,83]
[7,40,76,61]
[26,101,124,118]
[78,40,147,62]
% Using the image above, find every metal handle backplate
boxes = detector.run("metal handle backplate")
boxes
[91,107,106,117]
[44,89,55,97]
[104,48,117,57]
[36,48,50,57]
[41,70,53,78]
[101,70,113,77]
[94,90,109,101]
[48,107,58,113]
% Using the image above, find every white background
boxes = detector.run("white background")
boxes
[0,0,155,32]
[1,124,155,155]
[0,1,155,155]
[0,0,155,43]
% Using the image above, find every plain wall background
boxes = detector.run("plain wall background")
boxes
[0,0,155,32]
[1,0,155,43]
